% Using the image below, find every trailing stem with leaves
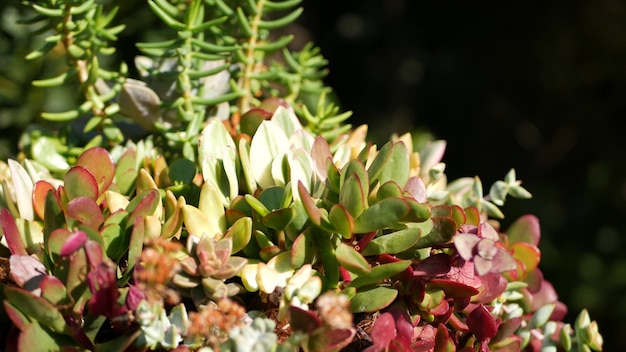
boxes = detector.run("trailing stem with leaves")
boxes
[0,0,604,351]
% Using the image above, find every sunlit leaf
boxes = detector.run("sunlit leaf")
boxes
[361,228,421,256]
[353,197,409,234]
[336,242,370,275]
[349,286,398,313]
[250,120,289,189]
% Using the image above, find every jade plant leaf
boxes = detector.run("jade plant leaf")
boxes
[377,141,410,187]
[339,172,367,219]
[9,254,46,290]
[126,189,160,230]
[506,214,540,246]
[360,228,421,256]
[1,208,27,255]
[64,166,99,201]
[240,107,272,136]
[336,242,371,275]
[328,204,354,239]
[467,304,498,342]
[348,260,411,288]
[75,147,115,196]
[349,286,398,313]
[39,275,70,306]
[4,286,69,334]
[32,180,55,221]
[66,196,104,230]
[18,322,65,351]
[262,208,294,231]
[291,230,316,268]
[196,181,226,235]
[353,197,410,234]
[168,158,196,185]
[223,216,252,253]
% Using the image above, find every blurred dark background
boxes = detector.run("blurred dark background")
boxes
[2,0,626,349]
[300,0,626,350]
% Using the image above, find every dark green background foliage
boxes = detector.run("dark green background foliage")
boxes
[1,0,625,349]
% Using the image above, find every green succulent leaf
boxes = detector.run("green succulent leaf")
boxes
[353,197,410,234]
[329,204,354,239]
[349,286,398,313]
[339,173,367,219]
[360,228,422,256]
[348,260,411,288]
[64,166,99,201]
[291,230,316,268]
[336,242,370,275]
[262,208,294,231]
[4,286,69,334]
[224,216,253,254]
[76,147,115,196]
[17,322,67,351]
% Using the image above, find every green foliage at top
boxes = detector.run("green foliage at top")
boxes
[0,1,604,351]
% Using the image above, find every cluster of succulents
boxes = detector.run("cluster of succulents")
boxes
[0,0,603,351]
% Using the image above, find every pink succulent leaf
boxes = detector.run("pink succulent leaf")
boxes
[467,304,498,342]
[0,208,27,256]
[9,255,46,290]
[476,239,498,260]
[84,240,104,268]
[506,214,541,246]
[478,222,499,241]
[59,231,88,256]
[386,303,414,342]
[369,312,397,349]
[530,280,560,312]
[125,285,145,311]
[289,306,322,333]
[473,256,493,276]
[446,259,482,290]
[492,316,523,344]
[404,176,427,203]
[474,273,507,304]
[313,328,356,351]
[413,253,451,277]
[454,234,480,260]
[490,249,517,273]
[427,279,480,298]
[87,261,121,319]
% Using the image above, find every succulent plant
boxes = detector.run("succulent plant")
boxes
[0,0,605,351]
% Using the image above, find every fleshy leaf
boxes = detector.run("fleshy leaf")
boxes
[360,228,421,256]
[467,304,497,341]
[348,260,411,288]
[369,312,396,349]
[76,147,115,196]
[224,216,252,253]
[350,286,398,313]
[353,197,410,234]
[4,286,69,333]
[64,166,99,201]
[8,159,34,221]
[329,204,354,239]
[506,214,541,246]
[1,208,27,255]
[9,255,46,290]
[249,120,289,189]
[66,196,104,230]
[32,180,55,221]
[336,242,371,275]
